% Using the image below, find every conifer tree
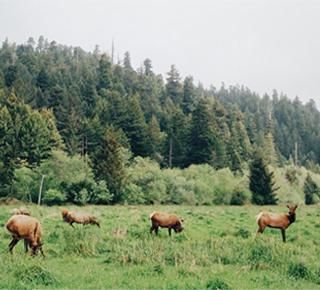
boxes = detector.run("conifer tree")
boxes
[188,99,217,166]
[166,65,182,105]
[97,53,112,93]
[121,95,148,157]
[250,152,278,205]
[94,127,126,203]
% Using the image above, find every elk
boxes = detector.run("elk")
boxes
[11,207,31,216]
[11,207,31,252]
[150,211,184,236]
[6,215,45,256]
[61,209,100,227]
[256,204,298,242]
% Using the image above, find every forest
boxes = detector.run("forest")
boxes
[0,36,320,205]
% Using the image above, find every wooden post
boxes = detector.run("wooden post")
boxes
[37,175,45,206]
[169,137,173,168]
[294,142,298,167]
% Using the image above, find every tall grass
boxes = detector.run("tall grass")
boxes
[0,205,319,289]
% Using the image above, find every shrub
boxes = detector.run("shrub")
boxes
[285,167,298,184]
[14,264,58,286]
[123,183,146,204]
[230,190,248,205]
[74,188,89,205]
[90,181,113,204]
[42,189,66,206]
[206,278,231,290]
[287,262,310,279]
[304,174,319,205]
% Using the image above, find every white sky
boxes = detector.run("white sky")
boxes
[0,0,320,108]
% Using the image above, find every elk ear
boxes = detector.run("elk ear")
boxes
[287,204,290,209]
[180,218,184,223]
[294,204,298,209]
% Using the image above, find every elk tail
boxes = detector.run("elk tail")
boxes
[255,212,264,223]
[149,212,156,220]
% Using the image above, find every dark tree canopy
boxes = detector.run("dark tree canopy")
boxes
[1,37,320,203]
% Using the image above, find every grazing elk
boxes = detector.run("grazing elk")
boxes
[150,211,184,236]
[256,205,298,242]
[6,215,44,256]
[61,209,100,228]
[11,207,31,216]
[10,207,31,252]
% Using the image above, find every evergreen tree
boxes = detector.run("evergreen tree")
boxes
[94,127,126,203]
[143,58,153,76]
[0,106,15,195]
[164,107,190,168]
[97,53,112,93]
[182,76,196,114]
[166,65,182,105]
[250,152,278,205]
[188,99,218,166]
[146,115,166,162]
[121,95,148,157]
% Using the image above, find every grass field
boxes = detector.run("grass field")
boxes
[0,204,320,289]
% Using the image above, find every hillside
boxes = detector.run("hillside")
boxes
[0,37,320,204]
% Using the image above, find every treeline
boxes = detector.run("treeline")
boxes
[0,36,320,204]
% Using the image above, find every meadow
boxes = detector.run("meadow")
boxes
[0,204,320,289]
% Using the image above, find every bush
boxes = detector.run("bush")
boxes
[74,188,89,205]
[42,189,66,206]
[14,264,58,286]
[285,167,298,184]
[90,181,113,204]
[230,190,248,205]
[122,183,146,204]
[206,278,231,290]
[304,174,319,205]
[287,262,310,279]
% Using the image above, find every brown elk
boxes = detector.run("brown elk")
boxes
[11,207,31,252]
[6,215,45,256]
[11,207,31,216]
[256,204,298,242]
[61,209,100,227]
[150,211,184,236]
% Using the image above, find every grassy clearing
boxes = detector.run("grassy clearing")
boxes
[0,205,320,289]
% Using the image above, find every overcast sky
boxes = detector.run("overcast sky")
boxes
[1,0,319,108]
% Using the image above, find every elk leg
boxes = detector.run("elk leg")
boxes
[39,245,45,257]
[70,222,75,228]
[255,227,264,239]
[281,229,286,243]
[24,239,29,253]
[168,228,172,236]
[154,226,159,235]
[150,225,155,234]
[8,238,19,253]
[40,247,45,257]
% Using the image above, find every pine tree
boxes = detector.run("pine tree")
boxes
[121,95,148,157]
[146,115,166,162]
[97,53,112,93]
[94,127,126,203]
[250,152,278,205]
[164,108,189,168]
[188,99,217,166]
[0,106,15,195]
[166,65,182,105]
[182,76,196,114]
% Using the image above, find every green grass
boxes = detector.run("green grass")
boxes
[0,205,320,289]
